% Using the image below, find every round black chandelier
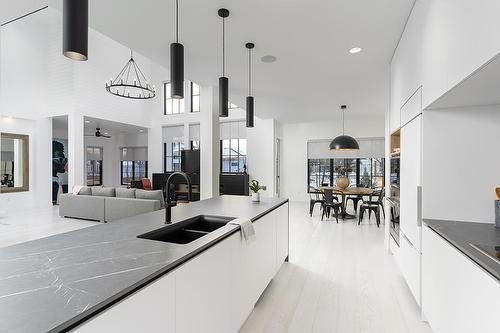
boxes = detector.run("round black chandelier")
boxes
[105,50,156,100]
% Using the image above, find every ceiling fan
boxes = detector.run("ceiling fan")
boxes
[85,127,112,138]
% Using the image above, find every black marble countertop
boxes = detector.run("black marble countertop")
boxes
[423,219,500,282]
[0,195,288,333]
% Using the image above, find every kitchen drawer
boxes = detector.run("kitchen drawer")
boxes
[399,231,421,306]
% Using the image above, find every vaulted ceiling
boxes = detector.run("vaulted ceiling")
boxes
[1,0,414,123]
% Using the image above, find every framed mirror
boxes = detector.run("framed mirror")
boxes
[1,133,29,193]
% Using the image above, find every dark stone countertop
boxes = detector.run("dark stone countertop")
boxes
[423,219,500,282]
[0,195,288,333]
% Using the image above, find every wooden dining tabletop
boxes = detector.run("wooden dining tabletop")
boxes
[316,186,374,196]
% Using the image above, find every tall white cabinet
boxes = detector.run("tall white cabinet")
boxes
[398,88,423,306]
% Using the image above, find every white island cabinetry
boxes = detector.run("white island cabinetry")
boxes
[73,202,289,333]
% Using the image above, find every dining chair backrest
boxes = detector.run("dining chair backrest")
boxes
[376,188,385,204]
[309,186,322,200]
[323,189,335,204]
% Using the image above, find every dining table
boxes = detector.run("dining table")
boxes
[316,186,374,220]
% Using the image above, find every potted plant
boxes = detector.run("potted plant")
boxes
[249,180,266,202]
[335,166,352,189]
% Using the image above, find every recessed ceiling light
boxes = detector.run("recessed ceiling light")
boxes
[85,120,90,123]
[139,129,144,132]
[261,55,277,63]
[349,47,362,54]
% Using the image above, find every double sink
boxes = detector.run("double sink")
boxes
[138,215,235,244]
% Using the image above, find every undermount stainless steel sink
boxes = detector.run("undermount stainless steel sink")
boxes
[137,215,235,244]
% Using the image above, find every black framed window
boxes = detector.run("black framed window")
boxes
[164,82,185,115]
[164,142,184,172]
[191,82,200,112]
[220,138,247,173]
[86,147,102,186]
[308,158,385,191]
[121,160,148,185]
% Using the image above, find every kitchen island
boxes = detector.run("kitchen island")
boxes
[0,195,289,333]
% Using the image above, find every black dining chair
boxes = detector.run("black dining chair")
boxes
[321,189,341,223]
[346,194,363,213]
[358,188,385,227]
[367,188,385,219]
[309,186,325,216]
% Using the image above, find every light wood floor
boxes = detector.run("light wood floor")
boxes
[0,206,99,248]
[239,201,432,333]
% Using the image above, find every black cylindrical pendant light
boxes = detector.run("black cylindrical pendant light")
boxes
[63,0,88,61]
[170,0,184,99]
[246,96,254,127]
[218,8,230,117]
[329,105,360,150]
[246,42,255,128]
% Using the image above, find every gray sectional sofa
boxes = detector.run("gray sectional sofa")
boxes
[59,186,164,222]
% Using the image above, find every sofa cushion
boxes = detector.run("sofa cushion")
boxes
[78,186,92,195]
[116,188,136,198]
[91,187,116,197]
[136,189,165,208]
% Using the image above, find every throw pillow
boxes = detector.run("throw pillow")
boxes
[78,186,92,195]
[116,188,136,198]
[136,189,165,208]
[91,187,116,197]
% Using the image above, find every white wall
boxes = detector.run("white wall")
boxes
[1,7,160,192]
[0,116,52,213]
[422,106,500,224]
[281,115,385,202]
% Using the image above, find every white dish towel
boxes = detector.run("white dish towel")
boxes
[229,219,255,242]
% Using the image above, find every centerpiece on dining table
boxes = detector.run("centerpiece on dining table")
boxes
[335,166,352,189]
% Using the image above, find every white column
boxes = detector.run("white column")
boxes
[247,117,276,198]
[199,86,220,199]
[34,117,52,208]
[68,113,85,189]
[148,125,163,177]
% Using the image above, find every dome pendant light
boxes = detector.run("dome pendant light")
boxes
[170,0,184,99]
[329,105,360,150]
[63,0,88,61]
[218,8,230,117]
[246,42,255,128]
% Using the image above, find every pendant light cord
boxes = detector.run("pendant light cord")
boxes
[175,0,179,43]
[248,48,252,96]
[342,107,345,135]
[222,16,225,77]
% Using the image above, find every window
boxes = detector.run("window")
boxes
[191,82,200,112]
[121,161,133,185]
[220,138,247,173]
[307,158,385,191]
[86,147,102,186]
[164,142,184,172]
[164,82,185,115]
[121,160,148,185]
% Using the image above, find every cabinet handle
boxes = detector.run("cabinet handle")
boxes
[402,233,414,247]
[417,186,422,227]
